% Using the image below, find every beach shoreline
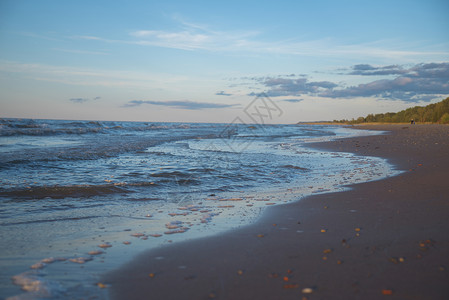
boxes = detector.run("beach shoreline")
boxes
[104,124,449,300]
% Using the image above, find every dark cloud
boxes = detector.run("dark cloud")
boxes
[282,99,303,103]
[215,91,232,96]
[255,76,337,97]
[321,62,449,101]
[69,98,89,103]
[250,62,449,102]
[69,96,101,103]
[123,100,238,110]
[410,62,449,78]
[349,64,407,76]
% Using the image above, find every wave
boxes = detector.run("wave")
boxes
[1,215,102,226]
[281,164,310,171]
[0,184,130,199]
[0,119,200,137]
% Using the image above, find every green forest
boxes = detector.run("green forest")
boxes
[333,97,449,124]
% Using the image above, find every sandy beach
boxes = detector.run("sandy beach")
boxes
[104,124,449,300]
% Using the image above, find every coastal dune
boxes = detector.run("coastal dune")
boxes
[104,124,449,300]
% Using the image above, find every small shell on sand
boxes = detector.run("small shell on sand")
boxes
[30,262,45,269]
[169,212,189,216]
[69,257,92,264]
[131,233,145,237]
[166,221,183,229]
[219,198,243,201]
[40,257,58,264]
[165,224,180,229]
[164,228,188,234]
[98,243,112,249]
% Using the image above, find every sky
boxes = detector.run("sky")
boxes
[1,0,448,123]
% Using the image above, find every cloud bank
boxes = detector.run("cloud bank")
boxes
[252,62,449,102]
[123,100,238,110]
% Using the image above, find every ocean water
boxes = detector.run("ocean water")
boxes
[0,118,400,299]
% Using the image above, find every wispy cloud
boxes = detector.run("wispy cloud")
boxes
[0,60,181,88]
[127,23,259,52]
[123,100,238,110]
[72,20,447,61]
[53,48,109,56]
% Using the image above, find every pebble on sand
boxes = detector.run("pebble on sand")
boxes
[283,284,299,289]
[302,287,313,294]
[382,289,393,295]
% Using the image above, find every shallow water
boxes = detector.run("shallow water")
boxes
[0,119,400,299]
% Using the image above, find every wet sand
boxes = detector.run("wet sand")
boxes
[104,124,449,300]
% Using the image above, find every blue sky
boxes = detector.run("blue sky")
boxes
[1,0,448,123]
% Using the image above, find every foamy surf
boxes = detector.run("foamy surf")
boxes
[0,120,400,299]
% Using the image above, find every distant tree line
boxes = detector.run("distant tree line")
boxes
[333,97,449,124]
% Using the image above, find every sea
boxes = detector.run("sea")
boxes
[0,118,400,299]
